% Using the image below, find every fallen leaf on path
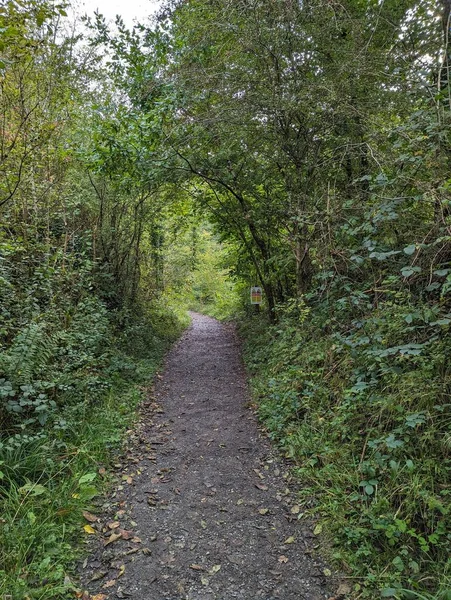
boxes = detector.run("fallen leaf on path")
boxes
[236,499,244,505]
[92,595,107,600]
[107,521,120,530]
[200,520,207,529]
[103,579,117,589]
[314,523,323,535]
[278,555,289,563]
[290,505,300,515]
[323,568,332,577]
[209,565,221,575]
[83,524,96,534]
[118,529,133,540]
[258,508,269,515]
[83,511,99,523]
[190,564,204,571]
[90,570,108,582]
[255,483,268,491]
[118,565,125,577]
[104,532,122,546]
[284,536,295,544]
[200,576,209,586]
[142,547,152,555]
[131,536,142,543]
[253,469,265,479]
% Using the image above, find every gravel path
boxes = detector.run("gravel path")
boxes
[81,313,332,600]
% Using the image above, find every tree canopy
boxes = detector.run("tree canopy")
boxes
[1,0,451,597]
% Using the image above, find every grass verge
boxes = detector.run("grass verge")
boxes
[0,309,188,599]
[239,308,451,600]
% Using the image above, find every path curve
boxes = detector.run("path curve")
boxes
[82,313,330,600]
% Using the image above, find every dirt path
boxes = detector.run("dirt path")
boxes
[81,313,332,600]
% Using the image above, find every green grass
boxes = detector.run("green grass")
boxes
[0,311,187,599]
[239,308,451,600]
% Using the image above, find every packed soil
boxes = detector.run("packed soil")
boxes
[80,313,336,600]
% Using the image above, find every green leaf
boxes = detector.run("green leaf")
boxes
[431,318,451,326]
[392,556,404,572]
[19,483,46,496]
[79,472,97,484]
[36,8,47,27]
[401,266,421,277]
[381,588,398,598]
[403,244,416,255]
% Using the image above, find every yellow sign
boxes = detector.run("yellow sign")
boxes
[250,286,262,304]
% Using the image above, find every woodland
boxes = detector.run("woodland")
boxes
[1,0,451,598]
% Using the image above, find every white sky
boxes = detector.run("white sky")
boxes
[73,0,163,27]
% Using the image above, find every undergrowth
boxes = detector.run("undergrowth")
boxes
[239,299,451,600]
[0,301,187,599]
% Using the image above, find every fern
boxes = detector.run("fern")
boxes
[0,323,56,386]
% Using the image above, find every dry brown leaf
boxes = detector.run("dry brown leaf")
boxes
[104,532,122,546]
[118,529,133,540]
[83,511,99,523]
[278,555,289,563]
[103,579,117,588]
[258,508,269,515]
[92,595,108,600]
[190,564,204,571]
[255,483,268,491]
[90,570,107,582]
[107,521,120,530]
[291,505,301,514]
[253,469,265,479]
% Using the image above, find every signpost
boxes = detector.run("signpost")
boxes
[250,286,262,305]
